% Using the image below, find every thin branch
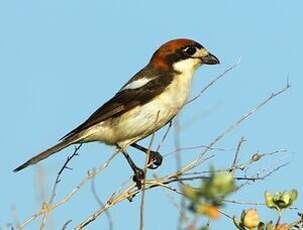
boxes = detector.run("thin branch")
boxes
[289,213,303,229]
[236,162,289,190]
[75,155,286,229]
[222,199,265,206]
[186,60,240,105]
[140,111,159,230]
[174,118,186,230]
[230,137,246,172]
[91,177,113,230]
[50,144,82,204]
[156,120,173,152]
[17,151,119,230]
[39,144,82,230]
[61,220,72,230]
[179,83,291,174]
[165,145,227,158]
[217,209,233,220]
[182,149,288,176]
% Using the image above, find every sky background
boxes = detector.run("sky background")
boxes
[0,0,302,229]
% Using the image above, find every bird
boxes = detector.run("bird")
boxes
[14,38,219,187]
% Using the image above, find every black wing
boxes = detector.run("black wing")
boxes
[60,66,173,140]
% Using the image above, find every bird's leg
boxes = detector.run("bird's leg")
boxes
[130,119,172,169]
[116,145,145,189]
[130,143,163,169]
[122,151,145,189]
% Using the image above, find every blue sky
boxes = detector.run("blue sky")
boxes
[0,0,302,229]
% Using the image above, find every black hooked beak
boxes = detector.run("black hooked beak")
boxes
[200,52,220,65]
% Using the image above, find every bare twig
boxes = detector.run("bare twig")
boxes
[61,220,72,230]
[156,120,173,152]
[217,209,233,220]
[174,118,187,230]
[165,145,227,157]
[179,83,291,174]
[17,151,119,230]
[230,137,246,172]
[173,162,288,185]
[50,144,82,204]
[91,177,113,230]
[186,60,240,105]
[289,213,303,229]
[40,144,82,229]
[75,153,286,229]
[139,111,159,230]
[182,149,287,177]
[222,199,265,206]
[236,162,289,190]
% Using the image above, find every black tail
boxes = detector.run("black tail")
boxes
[14,138,76,172]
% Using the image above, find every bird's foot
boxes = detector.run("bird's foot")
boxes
[132,167,145,189]
[147,151,163,169]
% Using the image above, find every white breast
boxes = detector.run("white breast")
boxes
[83,58,200,148]
[112,70,194,148]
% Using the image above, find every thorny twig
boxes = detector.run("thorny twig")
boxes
[40,144,82,229]
[50,144,82,204]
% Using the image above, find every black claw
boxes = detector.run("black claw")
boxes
[148,151,163,169]
[132,167,145,189]
[130,143,164,169]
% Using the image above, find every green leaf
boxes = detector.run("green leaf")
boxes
[264,191,278,210]
[265,189,298,210]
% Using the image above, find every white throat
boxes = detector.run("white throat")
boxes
[167,58,201,109]
[172,58,201,76]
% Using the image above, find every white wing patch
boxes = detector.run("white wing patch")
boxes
[121,77,157,91]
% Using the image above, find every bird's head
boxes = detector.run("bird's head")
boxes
[149,38,219,73]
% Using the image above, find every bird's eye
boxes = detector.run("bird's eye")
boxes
[184,46,196,56]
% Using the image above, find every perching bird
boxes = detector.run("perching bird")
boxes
[14,38,219,187]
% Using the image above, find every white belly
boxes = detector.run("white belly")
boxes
[83,71,194,148]
[115,72,193,147]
